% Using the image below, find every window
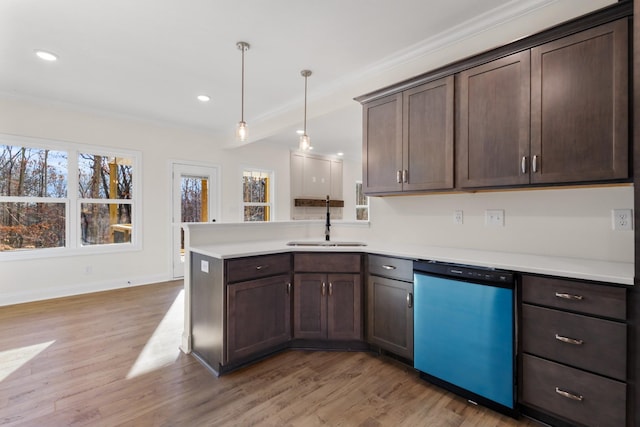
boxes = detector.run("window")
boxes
[0,134,140,257]
[242,170,272,221]
[355,181,369,221]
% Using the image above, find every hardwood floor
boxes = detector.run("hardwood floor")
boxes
[0,281,540,427]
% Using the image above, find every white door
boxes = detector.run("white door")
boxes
[171,163,219,278]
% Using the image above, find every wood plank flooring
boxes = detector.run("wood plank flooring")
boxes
[0,281,540,427]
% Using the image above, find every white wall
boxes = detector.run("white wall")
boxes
[366,186,634,263]
[0,96,295,305]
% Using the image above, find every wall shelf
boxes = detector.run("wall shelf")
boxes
[294,198,344,208]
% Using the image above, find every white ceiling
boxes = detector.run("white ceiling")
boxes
[0,0,616,161]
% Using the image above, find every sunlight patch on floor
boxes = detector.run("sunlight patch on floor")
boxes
[0,340,55,381]
[126,289,184,379]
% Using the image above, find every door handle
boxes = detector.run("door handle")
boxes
[407,292,413,308]
[532,155,539,173]
[329,282,333,296]
[396,170,402,184]
[287,282,291,295]
[402,169,408,183]
[322,282,326,296]
[521,156,527,174]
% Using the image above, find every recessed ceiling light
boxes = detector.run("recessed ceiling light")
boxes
[337,152,344,156]
[308,146,314,150]
[34,50,58,61]
[197,95,210,102]
[296,129,304,135]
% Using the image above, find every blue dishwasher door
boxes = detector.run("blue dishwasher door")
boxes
[414,273,514,409]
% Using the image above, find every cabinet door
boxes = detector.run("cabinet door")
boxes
[531,19,628,184]
[226,274,291,362]
[457,50,531,188]
[293,273,327,339]
[327,274,362,340]
[362,93,403,194]
[367,275,413,360]
[403,76,454,191]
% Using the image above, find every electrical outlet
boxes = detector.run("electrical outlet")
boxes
[612,209,633,231]
[485,209,505,227]
[453,210,463,225]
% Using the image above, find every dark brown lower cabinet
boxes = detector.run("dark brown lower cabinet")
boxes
[226,274,291,363]
[293,273,361,341]
[520,274,628,427]
[367,275,413,360]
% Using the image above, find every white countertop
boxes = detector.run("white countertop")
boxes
[189,239,634,286]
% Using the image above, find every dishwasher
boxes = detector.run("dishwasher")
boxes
[413,260,516,416]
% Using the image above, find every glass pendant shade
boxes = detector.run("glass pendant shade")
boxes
[236,120,248,141]
[299,133,310,150]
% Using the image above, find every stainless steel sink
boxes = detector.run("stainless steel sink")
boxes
[286,241,367,247]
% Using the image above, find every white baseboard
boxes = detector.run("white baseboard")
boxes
[0,273,174,306]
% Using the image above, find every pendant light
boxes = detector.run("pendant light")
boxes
[236,41,250,141]
[299,70,312,150]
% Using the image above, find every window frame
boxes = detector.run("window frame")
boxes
[0,134,142,260]
[355,181,369,221]
[241,168,274,222]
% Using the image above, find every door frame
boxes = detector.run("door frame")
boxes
[170,160,221,279]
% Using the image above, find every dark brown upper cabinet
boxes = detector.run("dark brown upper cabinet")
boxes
[362,93,403,194]
[530,18,628,184]
[362,76,454,195]
[457,51,531,188]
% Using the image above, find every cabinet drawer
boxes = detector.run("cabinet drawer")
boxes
[522,304,626,380]
[226,253,291,283]
[522,354,626,427]
[294,253,361,273]
[367,254,413,282]
[521,275,626,319]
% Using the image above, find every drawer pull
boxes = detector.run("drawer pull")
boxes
[555,387,584,402]
[555,292,583,301]
[382,265,397,270]
[255,265,268,270]
[555,334,584,345]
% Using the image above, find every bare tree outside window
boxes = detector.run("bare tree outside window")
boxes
[242,170,272,221]
[0,145,67,251]
[356,182,369,221]
[78,154,133,245]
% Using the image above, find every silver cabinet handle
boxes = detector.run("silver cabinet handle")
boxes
[521,156,527,174]
[322,282,326,296]
[287,282,291,295]
[396,170,402,184]
[255,265,268,270]
[555,387,583,402]
[329,282,333,296]
[407,292,413,308]
[532,155,538,173]
[555,334,583,345]
[555,292,583,301]
[402,169,408,183]
[381,265,397,270]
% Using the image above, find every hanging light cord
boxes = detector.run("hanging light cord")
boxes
[240,45,245,122]
[303,73,308,134]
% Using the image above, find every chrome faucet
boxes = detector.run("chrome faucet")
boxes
[325,195,331,241]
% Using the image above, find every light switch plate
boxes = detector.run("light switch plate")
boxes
[485,209,504,227]
[612,209,633,231]
[201,259,209,273]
